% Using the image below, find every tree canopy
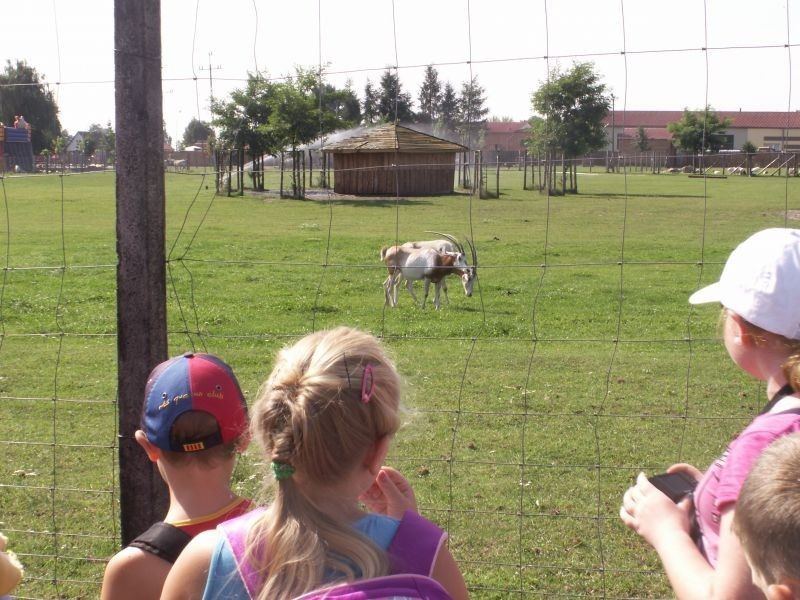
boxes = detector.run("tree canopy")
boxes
[528,62,610,194]
[634,126,650,152]
[0,60,62,153]
[86,122,115,163]
[455,76,489,149]
[376,69,414,123]
[666,106,732,154]
[212,68,360,157]
[211,74,278,159]
[529,62,610,159]
[182,118,213,147]
[437,82,459,130]
[417,65,443,124]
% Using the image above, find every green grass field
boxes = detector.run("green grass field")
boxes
[1,167,797,598]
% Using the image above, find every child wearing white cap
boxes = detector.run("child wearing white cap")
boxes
[101,353,253,600]
[620,228,800,600]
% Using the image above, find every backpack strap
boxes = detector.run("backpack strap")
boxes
[218,507,266,599]
[219,509,447,595]
[128,521,192,564]
[387,510,447,577]
[293,573,453,599]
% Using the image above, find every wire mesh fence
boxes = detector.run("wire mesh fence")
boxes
[2,0,799,598]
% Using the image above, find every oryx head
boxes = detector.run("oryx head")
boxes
[459,237,478,297]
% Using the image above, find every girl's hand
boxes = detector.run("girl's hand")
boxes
[620,472,694,550]
[667,462,703,482]
[359,466,417,518]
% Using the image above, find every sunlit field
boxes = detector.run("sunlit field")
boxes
[1,167,796,598]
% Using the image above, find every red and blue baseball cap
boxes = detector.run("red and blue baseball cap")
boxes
[142,352,249,452]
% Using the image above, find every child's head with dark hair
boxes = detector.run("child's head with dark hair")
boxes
[734,432,800,598]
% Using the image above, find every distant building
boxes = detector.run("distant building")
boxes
[482,111,800,158]
[604,110,800,154]
[65,131,89,154]
[483,121,530,153]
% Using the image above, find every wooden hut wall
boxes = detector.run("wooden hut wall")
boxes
[332,152,456,196]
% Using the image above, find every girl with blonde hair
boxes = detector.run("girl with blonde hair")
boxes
[162,326,468,599]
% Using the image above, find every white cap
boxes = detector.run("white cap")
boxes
[689,228,800,339]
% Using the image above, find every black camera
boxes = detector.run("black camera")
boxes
[648,471,697,503]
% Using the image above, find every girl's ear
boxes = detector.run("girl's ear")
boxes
[134,430,161,463]
[364,435,392,476]
[728,312,751,346]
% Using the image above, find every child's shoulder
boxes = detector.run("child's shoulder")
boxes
[354,513,402,549]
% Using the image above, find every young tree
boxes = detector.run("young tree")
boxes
[417,65,442,124]
[212,74,278,191]
[103,122,116,165]
[52,133,67,166]
[0,60,62,153]
[666,106,732,154]
[634,126,650,152]
[741,140,757,154]
[263,68,355,197]
[456,76,489,149]
[529,61,610,194]
[182,118,213,147]
[86,122,115,165]
[79,136,96,163]
[376,69,414,123]
[362,79,379,124]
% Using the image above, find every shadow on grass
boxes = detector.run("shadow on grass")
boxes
[586,192,707,200]
[325,197,434,208]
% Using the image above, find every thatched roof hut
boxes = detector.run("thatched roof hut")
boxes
[323,124,467,196]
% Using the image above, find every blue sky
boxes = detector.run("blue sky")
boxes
[3,0,798,139]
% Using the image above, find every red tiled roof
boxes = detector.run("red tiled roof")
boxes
[485,121,529,133]
[603,110,800,129]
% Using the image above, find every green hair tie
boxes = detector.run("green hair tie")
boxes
[271,461,295,481]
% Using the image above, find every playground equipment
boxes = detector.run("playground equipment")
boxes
[0,126,34,173]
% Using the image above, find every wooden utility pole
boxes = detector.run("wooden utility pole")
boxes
[114,0,169,544]
[199,51,222,107]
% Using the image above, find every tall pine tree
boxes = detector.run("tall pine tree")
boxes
[377,69,414,123]
[362,79,379,124]
[417,65,442,124]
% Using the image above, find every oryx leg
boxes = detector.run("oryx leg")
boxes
[405,278,420,306]
[432,280,443,310]
[391,271,403,306]
[420,279,431,309]
[383,274,395,306]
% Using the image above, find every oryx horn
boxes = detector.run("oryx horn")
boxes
[424,231,464,255]
[466,236,477,267]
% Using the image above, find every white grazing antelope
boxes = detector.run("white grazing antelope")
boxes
[380,235,477,309]
[399,231,464,305]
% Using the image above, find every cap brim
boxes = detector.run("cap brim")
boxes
[688,282,721,305]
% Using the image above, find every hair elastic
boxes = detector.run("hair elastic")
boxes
[271,461,295,481]
[361,363,375,403]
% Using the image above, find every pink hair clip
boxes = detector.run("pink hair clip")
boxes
[361,364,375,403]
